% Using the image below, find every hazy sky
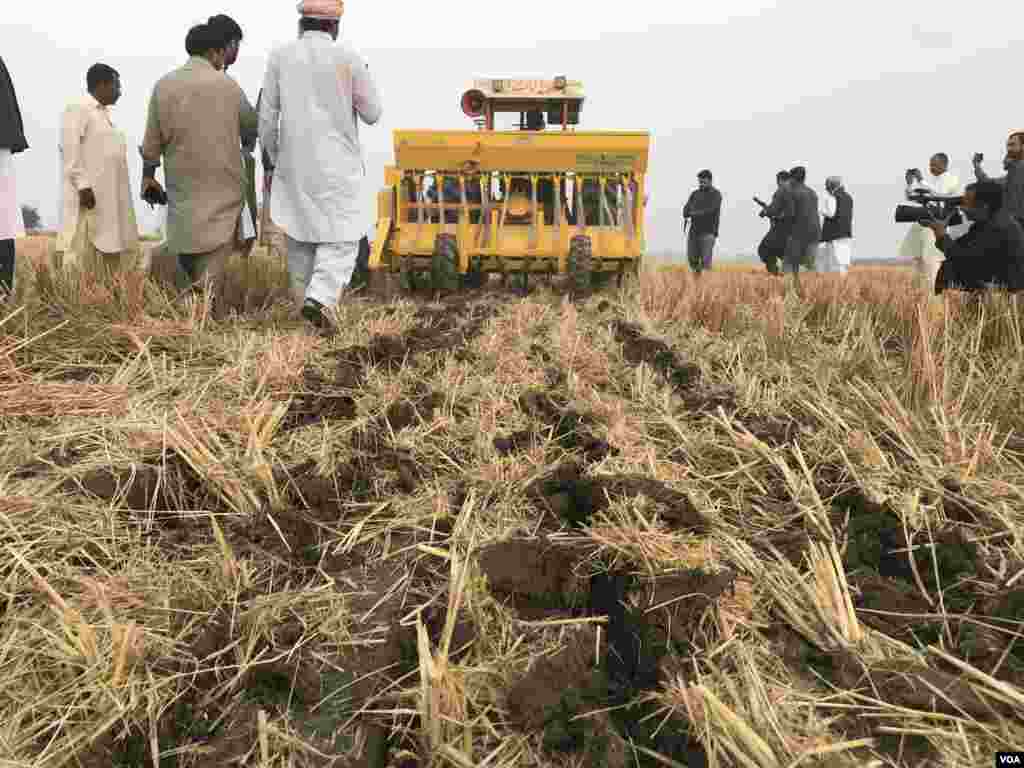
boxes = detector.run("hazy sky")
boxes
[3,1,1021,261]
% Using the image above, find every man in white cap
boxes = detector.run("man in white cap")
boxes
[899,153,964,292]
[259,0,382,328]
[818,176,853,275]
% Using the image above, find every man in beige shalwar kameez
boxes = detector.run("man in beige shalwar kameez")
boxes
[57,63,140,274]
[140,23,258,304]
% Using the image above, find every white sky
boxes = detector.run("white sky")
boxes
[3,0,1021,261]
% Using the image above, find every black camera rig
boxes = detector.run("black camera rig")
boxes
[894,191,964,225]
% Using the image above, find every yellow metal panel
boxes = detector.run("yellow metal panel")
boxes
[393,130,649,173]
[369,217,392,269]
[383,166,401,185]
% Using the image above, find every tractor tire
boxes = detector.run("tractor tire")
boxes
[463,256,485,290]
[567,235,593,297]
[431,233,460,293]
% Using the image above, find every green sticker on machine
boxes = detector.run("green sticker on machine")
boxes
[576,153,636,171]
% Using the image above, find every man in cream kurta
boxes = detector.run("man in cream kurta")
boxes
[58,64,139,273]
[899,153,966,292]
[141,23,258,301]
[259,0,382,328]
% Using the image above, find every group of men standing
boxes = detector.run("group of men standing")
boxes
[4,0,381,328]
[682,134,1024,296]
[681,166,853,292]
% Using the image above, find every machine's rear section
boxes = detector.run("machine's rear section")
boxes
[369,78,650,290]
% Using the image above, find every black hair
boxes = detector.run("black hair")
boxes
[776,170,790,183]
[697,169,712,181]
[968,180,1004,213]
[789,166,806,183]
[207,14,243,45]
[299,17,338,33]
[932,152,949,164]
[86,63,118,92]
[185,24,226,57]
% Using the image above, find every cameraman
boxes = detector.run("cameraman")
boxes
[922,181,1024,294]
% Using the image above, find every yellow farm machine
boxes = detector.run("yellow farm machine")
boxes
[367,77,650,292]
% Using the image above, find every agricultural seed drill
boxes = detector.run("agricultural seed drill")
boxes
[367,77,650,292]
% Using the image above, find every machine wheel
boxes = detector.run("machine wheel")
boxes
[431,233,460,293]
[463,256,485,290]
[567,235,593,297]
[592,269,614,290]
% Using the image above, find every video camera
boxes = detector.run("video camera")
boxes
[894,191,964,226]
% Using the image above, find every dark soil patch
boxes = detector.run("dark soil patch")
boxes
[281,369,357,431]
[506,626,622,763]
[591,571,711,767]
[612,320,701,390]
[637,569,738,649]
[492,429,535,456]
[940,478,987,524]
[478,539,584,620]
[11,442,85,479]
[505,389,613,463]
[830,651,1010,718]
[526,462,708,532]
[331,335,410,389]
[841,499,978,598]
[678,385,739,415]
[65,465,181,511]
[351,388,444,454]
[384,390,445,432]
[733,413,802,447]
[854,573,935,638]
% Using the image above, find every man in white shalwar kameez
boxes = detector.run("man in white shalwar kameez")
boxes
[0,56,28,297]
[899,153,966,292]
[259,0,382,328]
[58,64,139,274]
[818,176,854,275]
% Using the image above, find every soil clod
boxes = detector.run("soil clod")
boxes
[612,320,701,390]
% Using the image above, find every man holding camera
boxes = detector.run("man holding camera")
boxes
[973,131,1024,227]
[922,181,1024,294]
[899,153,964,291]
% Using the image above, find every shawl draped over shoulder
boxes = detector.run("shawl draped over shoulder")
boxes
[0,57,28,154]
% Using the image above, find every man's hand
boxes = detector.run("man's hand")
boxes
[78,188,96,210]
[922,218,947,240]
[141,178,166,207]
[972,152,984,167]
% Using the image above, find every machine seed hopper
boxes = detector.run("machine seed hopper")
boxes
[368,77,650,292]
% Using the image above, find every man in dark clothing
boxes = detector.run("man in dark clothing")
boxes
[819,176,853,275]
[784,165,820,293]
[973,132,1024,227]
[925,181,1024,294]
[682,169,722,273]
[0,56,28,297]
[757,170,793,275]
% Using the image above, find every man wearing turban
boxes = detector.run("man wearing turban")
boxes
[259,0,382,328]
